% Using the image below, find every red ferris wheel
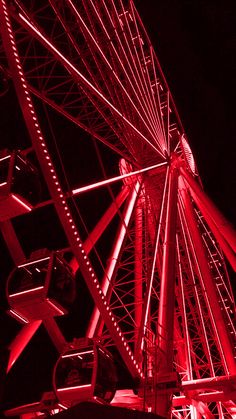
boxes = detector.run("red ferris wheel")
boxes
[0,1,236,418]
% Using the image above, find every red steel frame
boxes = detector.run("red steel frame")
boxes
[0,1,236,418]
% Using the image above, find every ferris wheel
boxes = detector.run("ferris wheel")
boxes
[0,1,236,418]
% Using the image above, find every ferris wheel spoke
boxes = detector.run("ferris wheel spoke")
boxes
[63,0,163,149]
[69,185,129,274]
[135,165,169,356]
[115,1,160,122]
[71,161,167,196]
[84,0,162,145]
[29,83,131,161]
[116,2,165,150]
[178,199,216,377]
[178,186,235,376]
[129,1,167,150]
[48,1,124,112]
[80,0,165,154]
[148,45,169,152]
[62,2,158,156]
[131,3,172,152]
[86,182,140,338]
[12,6,165,160]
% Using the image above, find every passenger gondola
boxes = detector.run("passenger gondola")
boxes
[53,339,117,405]
[0,149,40,220]
[7,251,76,322]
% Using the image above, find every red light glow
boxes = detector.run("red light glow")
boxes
[61,350,93,359]
[9,286,44,298]
[9,309,29,323]
[11,194,32,211]
[72,161,167,196]
[57,384,91,391]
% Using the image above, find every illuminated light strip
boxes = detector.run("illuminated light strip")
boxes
[0,155,10,161]
[11,194,32,211]
[46,299,65,315]
[0,181,7,186]
[9,286,44,297]
[58,404,68,410]
[18,257,50,268]
[72,161,167,195]
[9,309,29,324]
[181,134,196,175]
[17,12,165,158]
[57,384,91,391]
[67,0,159,144]
[62,350,93,358]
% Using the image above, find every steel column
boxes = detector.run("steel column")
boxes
[86,181,141,338]
[187,185,236,271]
[155,159,179,417]
[7,321,42,372]
[179,177,236,375]
[69,186,129,273]
[135,166,170,359]
[134,201,143,349]
[176,234,192,380]
[180,166,236,255]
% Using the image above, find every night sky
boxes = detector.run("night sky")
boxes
[0,0,236,412]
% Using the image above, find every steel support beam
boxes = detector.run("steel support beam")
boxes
[134,202,143,350]
[7,321,42,372]
[180,166,236,257]
[179,177,236,375]
[155,159,179,417]
[86,182,141,338]
[69,186,129,273]
[188,186,236,271]
[135,166,170,359]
